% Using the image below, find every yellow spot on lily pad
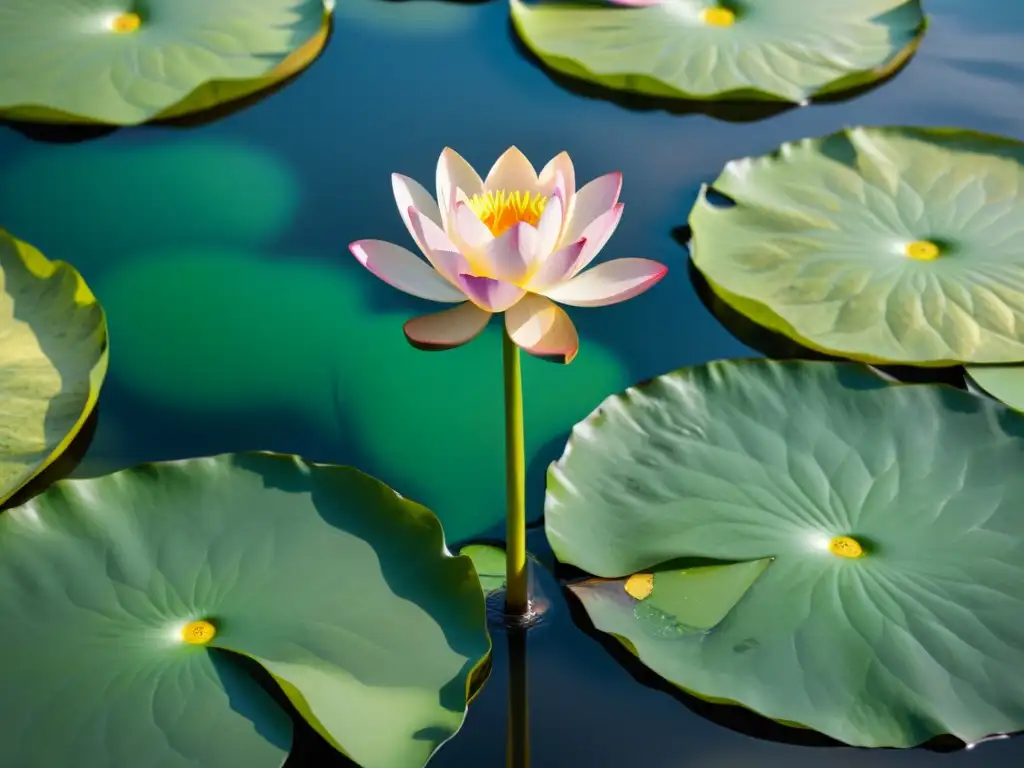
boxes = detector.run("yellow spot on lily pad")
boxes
[110,12,142,33]
[829,536,864,559]
[702,7,735,26]
[905,240,940,261]
[624,573,654,600]
[181,620,217,645]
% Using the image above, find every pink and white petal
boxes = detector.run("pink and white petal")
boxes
[404,301,491,351]
[569,203,624,277]
[542,258,668,307]
[407,206,458,253]
[437,148,484,214]
[430,248,474,288]
[454,202,495,251]
[539,152,576,210]
[534,194,564,260]
[456,273,527,313]
[505,294,580,364]
[392,174,442,255]
[515,221,539,267]
[349,240,467,302]
[484,147,539,195]
[561,172,623,245]
[525,238,587,292]
[407,207,470,282]
[478,223,533,284]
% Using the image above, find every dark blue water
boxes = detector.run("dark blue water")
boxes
[2,0,1023,763]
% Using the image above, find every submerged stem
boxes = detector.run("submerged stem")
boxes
[506,627,530,768]
[502,327,528,616]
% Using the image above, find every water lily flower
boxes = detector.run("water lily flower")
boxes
[349,147,667,364]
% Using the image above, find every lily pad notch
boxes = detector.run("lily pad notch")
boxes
[0,452,492,768]
[0,229,108,506]
[547,358,1024,747]
[0,0,334,125]
[510,0,927,105]
[690,126,1024,365]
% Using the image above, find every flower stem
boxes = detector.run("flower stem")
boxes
[506,626,530,768]
[502,327,528,616]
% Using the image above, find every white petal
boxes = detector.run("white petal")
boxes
[539,153,575,235]
[436,147,484,214]
[349,240,467,302]
[404,302,491,351]
[569,203,624,277]
[478,223,533,284]
[454,202,495,250]
[392,173,442,256]
[515,222,539,268]
[539,151,575,201]
[525,238,586,292]
[562,172,622,245]
[406,207,471,282]
[484,147,539,194]
[534,194,564,260]
[456,274,526,312]
[505,293,579,364]
[542,258,668,307]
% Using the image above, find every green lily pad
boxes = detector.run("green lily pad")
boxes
[0,0,331,125]
[690,126,1024,365]
[0,452,491,768]
[459,544,508,595]
[547,358,1024,747]
[967,361,1024,412]
[0,230,107,505]
[510,0,925,104]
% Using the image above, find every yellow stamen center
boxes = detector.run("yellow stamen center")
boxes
[181,619,217,645]
[624,573,654,600]
[466,190,548,237]
[110,12,142,33]
[905,240,939,261]
[702,7,736,26]
[828,536,864,559]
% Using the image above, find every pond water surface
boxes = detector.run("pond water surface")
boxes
[2,0,1023,764]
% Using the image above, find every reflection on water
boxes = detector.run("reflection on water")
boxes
[88,243,626,541]
[333,0,477,36]
[2,0,1024,763]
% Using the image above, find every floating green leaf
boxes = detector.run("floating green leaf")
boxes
[965,364,1024,412]
[0,452,491,768]
[0,0,331,125]
[690,126,1024,365]
[510,0,925,104]
[547,358,1024,747]
[460,544,508,595]
[0,230,107,505]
